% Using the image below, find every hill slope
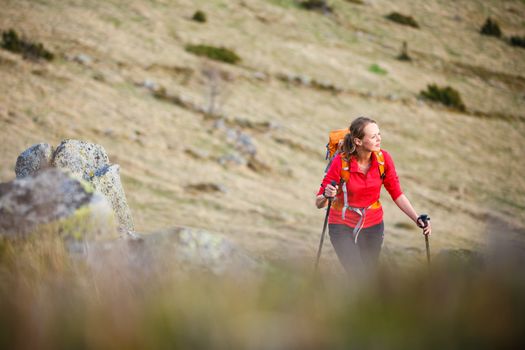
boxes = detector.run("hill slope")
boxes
[1,0,524,269]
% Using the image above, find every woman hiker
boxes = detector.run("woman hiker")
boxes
[315,116,431,277]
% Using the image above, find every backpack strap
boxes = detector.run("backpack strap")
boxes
[331,155,348,212]
[374,150,386,180]
[341,151,385,181]
[333,152,385,224]
[340,156,350,218]
[340,156,350,182]
[347,201,381,243]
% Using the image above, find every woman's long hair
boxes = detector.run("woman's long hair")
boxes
[341,116,377,159]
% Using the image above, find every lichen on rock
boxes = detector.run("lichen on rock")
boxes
[0,168,117,240]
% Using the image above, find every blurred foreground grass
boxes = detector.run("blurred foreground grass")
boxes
[0,232,524,350]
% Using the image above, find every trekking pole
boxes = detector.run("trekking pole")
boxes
[314,180,337,272]
[419,214,431,264]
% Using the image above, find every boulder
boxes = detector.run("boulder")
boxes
[49,139,134,232]
[0,168,117,240]
[170,227,259,275]
[83,227,261,279]
[90,164,134,232]
[15,143,53,178]
[52,139,109,180]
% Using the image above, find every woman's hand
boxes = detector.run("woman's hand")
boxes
[417,215,432,236]
[324,183,338,198]
[316,183,338,208]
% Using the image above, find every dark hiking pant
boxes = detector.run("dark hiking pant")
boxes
[329,222,384,278]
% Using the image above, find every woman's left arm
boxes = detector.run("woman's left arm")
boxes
[394,194,432,235]
[382,151,432,235]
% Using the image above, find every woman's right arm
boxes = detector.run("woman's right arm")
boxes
[315,155,341,208]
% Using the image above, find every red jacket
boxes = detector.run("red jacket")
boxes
[317,150,403,228]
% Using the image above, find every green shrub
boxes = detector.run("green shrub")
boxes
[185,44,241,65]
[480,17,501,37]
[385,12,419,28]
[1,29,54,61]
[510,35,525,48]
[192,10,207,23]
[299,0,333,13]
[368,63,387,75]
[419,84,466,111]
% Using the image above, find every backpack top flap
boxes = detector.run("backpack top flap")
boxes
[326,128,349,160]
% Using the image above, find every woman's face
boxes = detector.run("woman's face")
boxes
[355,122,381,152]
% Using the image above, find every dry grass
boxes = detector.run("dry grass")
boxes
[0,0,524,269]
[0,230,524,349]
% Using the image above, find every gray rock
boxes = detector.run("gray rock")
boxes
[237,132,257,156]
[90,164,134,232]
[83,227,261,278]
[172,227,258,275]
[217,152,247,166]
[387,94,399,101]
[296,75,311,86]
[267,120,281,131]
[46,139,133,232]
[195,104,208,114]
[15,143,53,178]
[141,79,158,91]
[225,127,238,142]
[224,127,257,155]
[213,118,227,130]
[52,139,110,180]
[15,139,133,236]
[253,71,268,81]
[73,54,93,65]
[0,168,117,239]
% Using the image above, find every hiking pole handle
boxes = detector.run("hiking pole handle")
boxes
[418,214,430,230]
[315,181,337,272]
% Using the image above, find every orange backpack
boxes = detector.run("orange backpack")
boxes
[325,128,385,179]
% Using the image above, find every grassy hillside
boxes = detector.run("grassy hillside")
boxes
[1,0,524,269]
